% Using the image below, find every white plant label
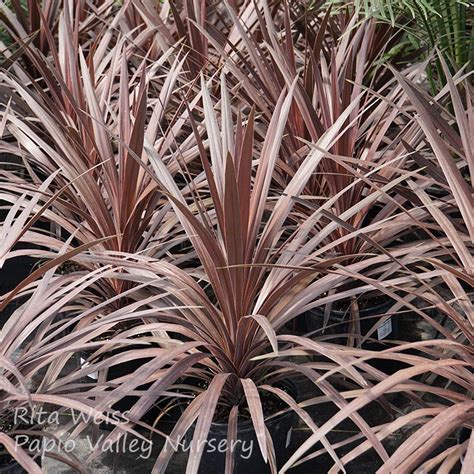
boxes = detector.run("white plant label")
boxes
[286,427,292,448]
[80,357,98,380]
[377,318,392,340]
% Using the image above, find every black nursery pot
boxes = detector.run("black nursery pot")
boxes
[184,382,297,474]
[0,246,36,329]
[302,297,399,373]
[0,458,25,474]
[0,212,51,328]
[0,448,41,474]
[78,346,178,430]
[299,297,397,340]
[0,457,41,474]
[0,246,35,294]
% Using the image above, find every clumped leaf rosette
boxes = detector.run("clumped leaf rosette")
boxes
[0,7,198,304]
[82,71,467,472]
[185,1,449,335]
[0,258,152,473]
[0,2,472,473]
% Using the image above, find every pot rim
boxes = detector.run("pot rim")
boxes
[308,295,393,319]
[184,379,298,433]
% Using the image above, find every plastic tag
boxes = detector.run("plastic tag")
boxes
[377,318,392,340]
[80,357,98,380]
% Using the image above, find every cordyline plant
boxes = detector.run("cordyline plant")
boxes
[0,1,472,473]
[0,7,201,306]
[191,2,443,322]
[0,1,120,78]
[118,0,214,80]
[0,254,153,473]
[0,189,170,467]
[70,73,461,473]
[279,57,474,473]
[194,2,406,161]
[373,57,473,471]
